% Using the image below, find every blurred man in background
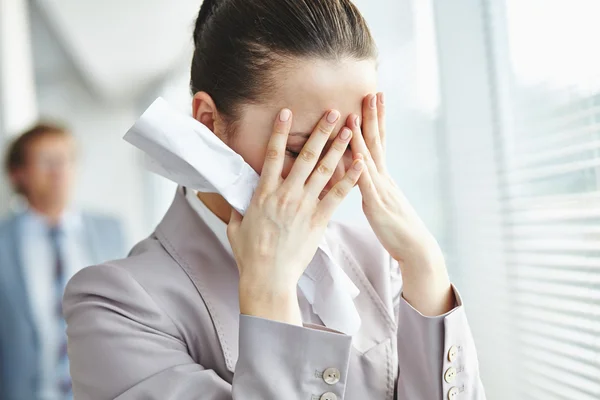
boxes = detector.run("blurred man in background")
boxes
[0,123,125,400]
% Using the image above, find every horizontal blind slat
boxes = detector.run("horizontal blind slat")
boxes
[519,320,599,351]
[510,238,600,251]
[504,158,600,182]
[511,265,600,284]
[515,280,600,300]
[521,365,600,400]
[519,332,600,366]
[505,190,600,209]
[523,360,600,395]
[508,252,600,269]
[512,139,600,167]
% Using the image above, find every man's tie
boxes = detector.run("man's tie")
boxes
[48,225,72,399]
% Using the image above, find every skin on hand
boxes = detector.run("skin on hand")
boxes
[348,92,455,317]
[227,108,364,325]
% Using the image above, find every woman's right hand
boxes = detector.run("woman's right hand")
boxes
[227,108,364,326]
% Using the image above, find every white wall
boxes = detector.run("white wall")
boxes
[30,3,153,247]
[35,80,148,247]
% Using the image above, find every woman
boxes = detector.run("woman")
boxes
[64,0,485,399]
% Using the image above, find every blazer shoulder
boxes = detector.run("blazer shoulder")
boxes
[63,257,184,344]
[64,236,204,345]
[91,235,187,289]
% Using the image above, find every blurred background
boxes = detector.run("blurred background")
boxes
[1,0,599,399]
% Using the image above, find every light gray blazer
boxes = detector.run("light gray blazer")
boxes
[64,188,485,400]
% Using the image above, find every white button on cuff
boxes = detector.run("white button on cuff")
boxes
[323,367,341,385]
[320,392,337,400]
[444,367,457,383]
[448,387,459,399]
[448,346,458,362]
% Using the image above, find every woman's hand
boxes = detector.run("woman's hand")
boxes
[348,93,455,316]
[227,108,364,326]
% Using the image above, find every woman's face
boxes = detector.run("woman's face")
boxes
[197,58,378,195]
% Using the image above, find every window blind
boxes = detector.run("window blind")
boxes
[494,2,600,398]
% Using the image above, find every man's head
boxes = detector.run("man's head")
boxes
[4,123,76,213]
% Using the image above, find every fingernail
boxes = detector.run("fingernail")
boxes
[354,115,360,127]
[340,128,351,140]
[279,109,291,122]
[353,160,364,171]
[327,110,340,123]
[379,93,385,105]
[369,95,377,109]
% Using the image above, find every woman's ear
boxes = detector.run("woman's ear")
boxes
[192,91,218,131]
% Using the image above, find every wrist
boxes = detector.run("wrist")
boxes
[239,279,302,326]
[396,238,454,316]
[397,235,446,275]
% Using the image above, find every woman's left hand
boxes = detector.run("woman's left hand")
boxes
[348,92,455,316]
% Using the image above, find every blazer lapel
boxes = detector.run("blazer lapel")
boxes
[324,228,397,354]
[155,188,241,373]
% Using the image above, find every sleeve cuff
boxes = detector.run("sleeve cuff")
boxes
[234,315,353,400]
[400,283,463,320]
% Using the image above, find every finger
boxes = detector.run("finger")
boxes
[305,126,352,198]
[356,156,380,205]
[361,94,385,171]
[316,158,364,221]
[259,109,292,192]
[349,113,379,176]
[284,110,340,188]
[377,92,386,155]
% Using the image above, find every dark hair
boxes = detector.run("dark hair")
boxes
[191,0,377,122]
[4,122,71,194]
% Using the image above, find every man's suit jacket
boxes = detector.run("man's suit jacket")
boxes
[0,211,125,400]
[64,188,486,400]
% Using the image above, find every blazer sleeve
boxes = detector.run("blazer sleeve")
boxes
[63,264,354,400]
[394,278,487,399]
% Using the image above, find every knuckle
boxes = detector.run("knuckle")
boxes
[273,123,288,135]
[349,169,362,182]
[265,147,279,160]
[317,124,332,136]
[310,214,327,229]
[254,189,270,205]
[300,148,317,162]
[332,140,348,152]
[331,185,346,198]
[300,196,318,211]
[317,163,333,176]
[276,190,294,208]
[364,111,376,120]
